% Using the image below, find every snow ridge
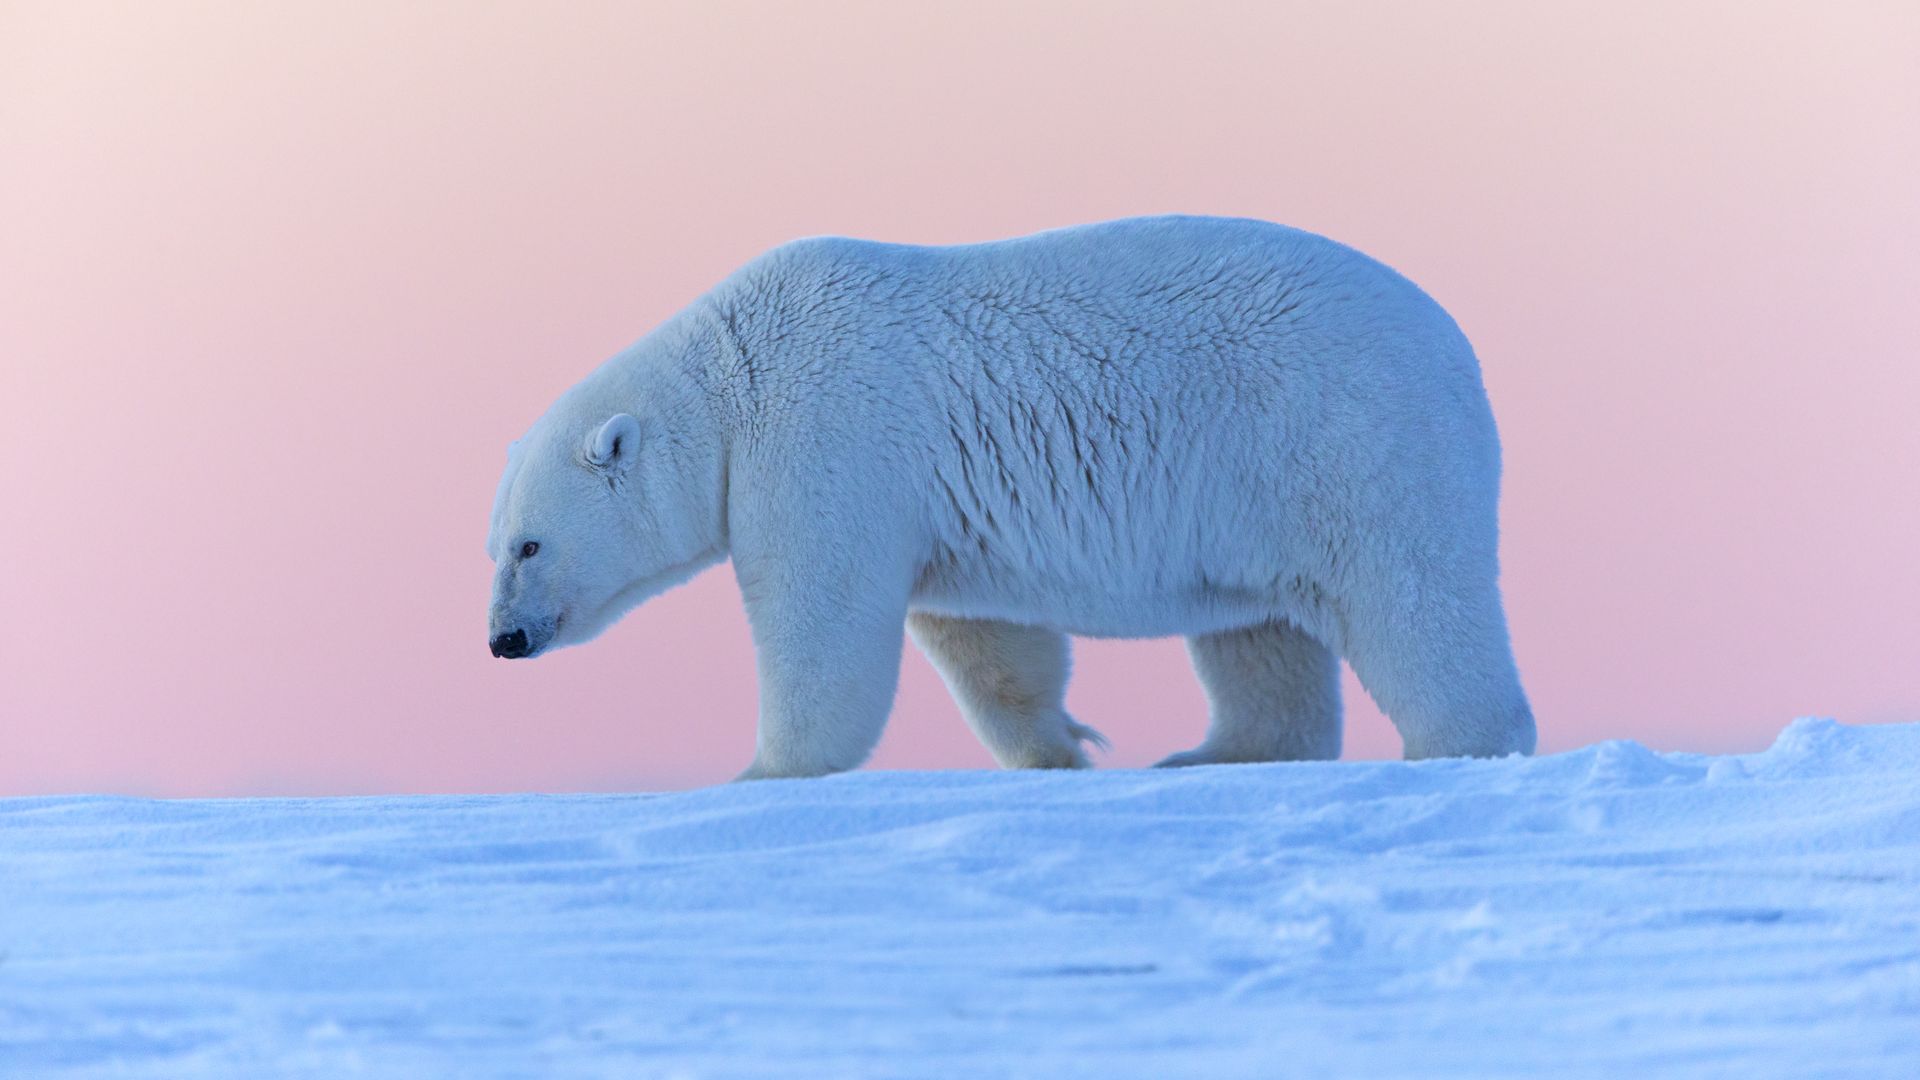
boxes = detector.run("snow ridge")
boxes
[2,719,1916,1078]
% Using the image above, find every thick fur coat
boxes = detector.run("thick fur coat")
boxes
[488,216,1535,778]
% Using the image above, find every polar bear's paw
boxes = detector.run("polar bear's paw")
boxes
[999,725,1104,771]
[1152,744,1282,769]
[971,711,1107,771]
[1067,720,1111,754]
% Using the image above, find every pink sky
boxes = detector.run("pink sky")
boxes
[3,2,1916,796]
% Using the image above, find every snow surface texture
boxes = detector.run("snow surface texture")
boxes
[3,718,1916,1078]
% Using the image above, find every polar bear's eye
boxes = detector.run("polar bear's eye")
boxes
[519,541,540,559]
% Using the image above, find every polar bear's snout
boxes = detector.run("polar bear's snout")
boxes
[489,628,532,659]
[487,616,555,659]
[487,594,557,658]
[487,556,563,659]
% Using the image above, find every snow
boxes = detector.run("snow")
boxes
[3,718,1917,1078]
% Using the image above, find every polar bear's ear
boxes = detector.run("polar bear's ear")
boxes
[585,413,644,473]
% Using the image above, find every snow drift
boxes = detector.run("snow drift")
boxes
[2,718,1916,1077]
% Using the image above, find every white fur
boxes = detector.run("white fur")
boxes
[487,216,1536,779]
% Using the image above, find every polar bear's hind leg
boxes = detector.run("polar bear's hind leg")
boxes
[907,613,1106,769]
[1156,620,1343,767]
[1341,571,1536,760]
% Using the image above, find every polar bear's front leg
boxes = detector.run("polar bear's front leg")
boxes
[906,613,1107,769]
[726,437,922,780]
[734,580,909,780]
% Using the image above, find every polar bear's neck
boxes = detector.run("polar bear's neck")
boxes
[577,302,731,436]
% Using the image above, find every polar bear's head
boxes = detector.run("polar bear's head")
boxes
[487,397,725,660]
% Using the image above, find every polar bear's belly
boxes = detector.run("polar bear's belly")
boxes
[908,552,1289,639]
[908,415,1310,637]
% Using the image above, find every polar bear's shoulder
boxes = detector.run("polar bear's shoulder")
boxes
[742,234,924,282]
[713,234,931,318]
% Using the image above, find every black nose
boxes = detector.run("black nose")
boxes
[490,629,530,659]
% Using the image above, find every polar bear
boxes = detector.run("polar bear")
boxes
[487,216,1535,778]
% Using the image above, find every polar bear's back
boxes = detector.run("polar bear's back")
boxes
[755,215,1483,403]
[716,216,1503,639]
